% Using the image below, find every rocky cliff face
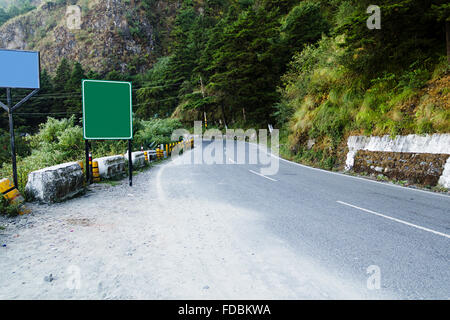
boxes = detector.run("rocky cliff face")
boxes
[0,0,179,74]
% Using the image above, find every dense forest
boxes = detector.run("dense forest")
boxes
[0,0,36,26]
[1,0,449,175]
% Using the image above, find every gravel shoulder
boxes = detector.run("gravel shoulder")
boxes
[0,166,162,299]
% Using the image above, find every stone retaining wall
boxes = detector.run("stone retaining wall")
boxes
[346,134,450,188]
[353,151,449,186]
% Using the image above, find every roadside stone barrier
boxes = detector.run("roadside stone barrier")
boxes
[146,150,157,161]
[25,162,84,203]
[124,151,146,168]
[93,155,125,179]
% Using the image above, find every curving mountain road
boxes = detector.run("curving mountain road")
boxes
[0,140,448,299]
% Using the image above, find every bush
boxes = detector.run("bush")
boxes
[134,118,184,147]
[309,101,349,146]
[0,196,21,217]
[397,62,431,90]
[0,128,31,168]
[26,116,85,168]
[0,116,185,193]
[272,101,295,128]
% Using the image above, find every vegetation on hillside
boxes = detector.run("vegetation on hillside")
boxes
[0,0,35,26]
[131,0,449,169]
[277,0,449,168]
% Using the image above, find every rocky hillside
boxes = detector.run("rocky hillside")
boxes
[0,0,42,8]
[0,0,179,74]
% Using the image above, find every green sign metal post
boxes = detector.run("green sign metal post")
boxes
[82,80,133,186]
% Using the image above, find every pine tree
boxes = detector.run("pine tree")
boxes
[53,58,71,93]
[65,62,86,117]
[280,1,330,57]
[207,7,282,125]
[18,69,54,129]
[338,0,447,80]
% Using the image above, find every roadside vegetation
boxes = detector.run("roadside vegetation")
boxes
[0,116,183,214]
[276,1,450,169]
[0,196,21,217]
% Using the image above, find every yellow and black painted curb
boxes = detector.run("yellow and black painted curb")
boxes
[77,160,84,173]
[92,161,100,183]
[156,148,164,160]
[0,178,29,215]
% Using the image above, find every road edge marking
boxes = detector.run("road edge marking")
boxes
[337,200,450,239]
[249,169,277,182]
[248,142,449,199]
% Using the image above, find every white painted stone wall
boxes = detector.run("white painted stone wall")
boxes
[25,162,84,204]
[345,134,450,188]
[93,155,125,179]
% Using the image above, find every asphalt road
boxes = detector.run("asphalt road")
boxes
[1,140,448,299]
[161,140,450,299]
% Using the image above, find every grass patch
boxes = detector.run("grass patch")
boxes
[432,185,449,193]
[99,180,121,187]
[0,197,21,217]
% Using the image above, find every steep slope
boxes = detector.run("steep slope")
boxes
[0,0,42,9]
[0,0,179,74]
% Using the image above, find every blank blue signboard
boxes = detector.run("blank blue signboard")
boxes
[0,49,40,89]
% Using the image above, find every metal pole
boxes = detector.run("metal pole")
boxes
[85,140,90,184]
[88,152,93,185]
[7,88,18,188]
[128,140,133,187]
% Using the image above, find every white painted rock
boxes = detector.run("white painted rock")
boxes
[25,162,84,204]
[146,150,157,161]
[124,151,146,168]
[93,155,125,179]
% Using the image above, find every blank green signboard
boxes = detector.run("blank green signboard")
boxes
[82,80,133,139]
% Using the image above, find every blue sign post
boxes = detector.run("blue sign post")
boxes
[0,49,40,187]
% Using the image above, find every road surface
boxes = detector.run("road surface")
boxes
[0,140,448,299]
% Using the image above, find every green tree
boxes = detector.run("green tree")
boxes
[280,1,330,55]
[16,69,54,129]
[207,7,285,125]
[53,58,71,94]
[0,7,8,26]
[65,62,86,117]
[338,0,447,81]
[432,3,450,62]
